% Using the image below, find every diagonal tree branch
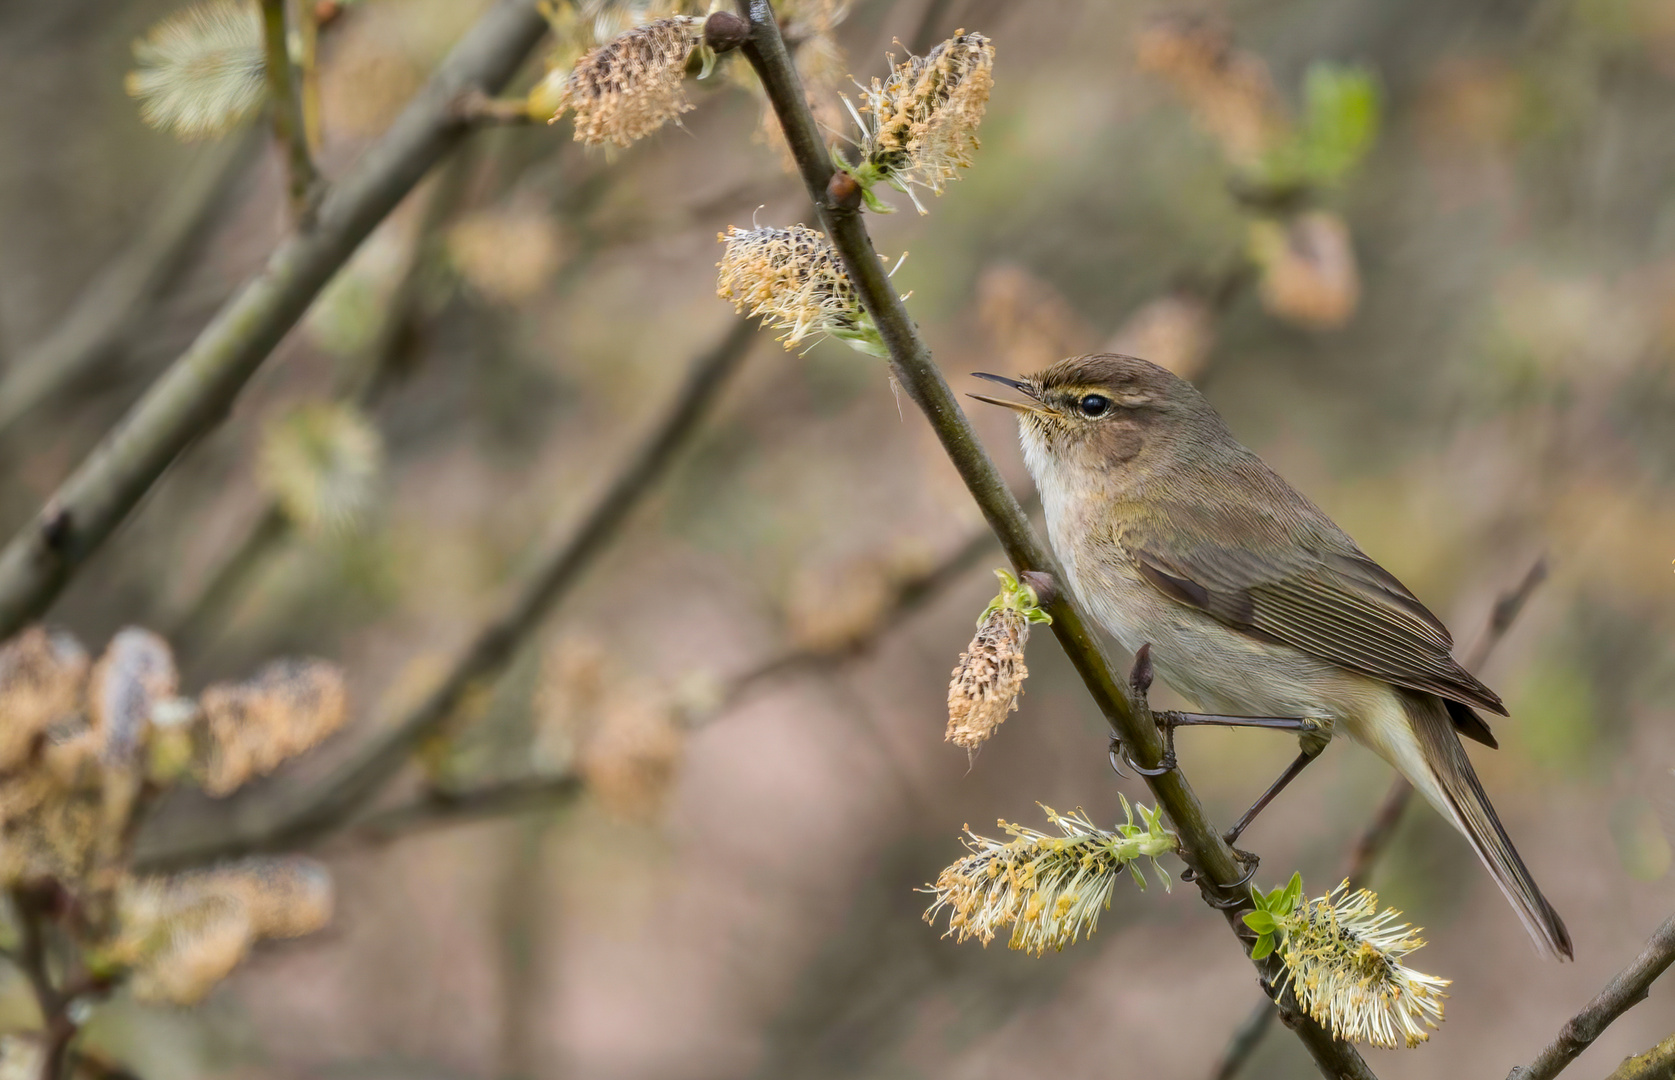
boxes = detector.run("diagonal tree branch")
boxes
[728,4,1373,1076]
[0,0,549,641]
[1509,914,1675,1080]
[133,317,758,872]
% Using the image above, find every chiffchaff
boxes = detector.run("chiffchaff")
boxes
[972,353,1571,960]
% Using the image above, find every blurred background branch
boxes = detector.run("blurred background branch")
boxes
[1512,913,1675,1080]
[0,129,258,442]
[135,316,757,871]
[0,0,548,639]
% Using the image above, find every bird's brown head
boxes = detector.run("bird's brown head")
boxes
[971,353,1233,500]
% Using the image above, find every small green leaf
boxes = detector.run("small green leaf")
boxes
[1251,934,1275,960]
[1299,63,1379,183]
[1281,871,1303,912]
[1243,910,1277,934]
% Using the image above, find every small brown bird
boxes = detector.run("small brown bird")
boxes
[972,353,1572,959]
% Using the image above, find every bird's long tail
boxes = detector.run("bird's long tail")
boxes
[1403,691,1573,960]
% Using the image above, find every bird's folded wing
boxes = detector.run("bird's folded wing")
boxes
[1129,528,1507,720]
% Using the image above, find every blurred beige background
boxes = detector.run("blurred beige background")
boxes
[2,0,1674,1077]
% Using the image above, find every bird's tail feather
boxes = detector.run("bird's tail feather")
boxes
[1405,692,1573,960]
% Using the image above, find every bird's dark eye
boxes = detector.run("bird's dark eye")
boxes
[1078,394,1112,418]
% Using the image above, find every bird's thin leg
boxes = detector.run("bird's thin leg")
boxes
[1163,713,1321,733]
[1222,748,1323,846]
[1121,645,1321,777]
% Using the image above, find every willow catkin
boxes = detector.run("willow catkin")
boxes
[716,224,878,352]
[124,891,255,1006]
[124,0,267,140]
[536,16,706,147]
[0,627,88,770]
[88,627,177,765]
[1250,211,1360,330]
[1134,12,1286,169]
[170,855,334,939]
[855,31,995,206]
[199,658,349,796]
[945,606,1030,750]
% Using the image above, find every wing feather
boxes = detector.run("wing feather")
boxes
[1123,489,1506,730]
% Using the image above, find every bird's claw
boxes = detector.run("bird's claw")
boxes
[1203,854,1261,908]
[1112,644,1178,775]
[1110,735,1173,777]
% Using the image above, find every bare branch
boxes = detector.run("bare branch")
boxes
[133,317,758,872]
[338,774,586,845]
[730,4,1374,1075]
[0,129,258,441]
[7,887,75,1080]
[261,0,320,217]
[0,0,549,640]
[1509,915,1675,1080]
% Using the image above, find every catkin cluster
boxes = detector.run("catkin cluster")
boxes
[0,624,347,1005]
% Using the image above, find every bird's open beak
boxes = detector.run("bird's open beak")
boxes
[968,372,1042,414]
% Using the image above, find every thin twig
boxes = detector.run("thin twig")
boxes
[261,0,321,218]
[134,317,758,872]
[1509,915,1675,1080]
[8,887,71,1080]
[1209,556,1549,1080]
[337,774,586,844]
[0,129,259,442]
[0,0,549,641]
[730,5,1373,1076]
